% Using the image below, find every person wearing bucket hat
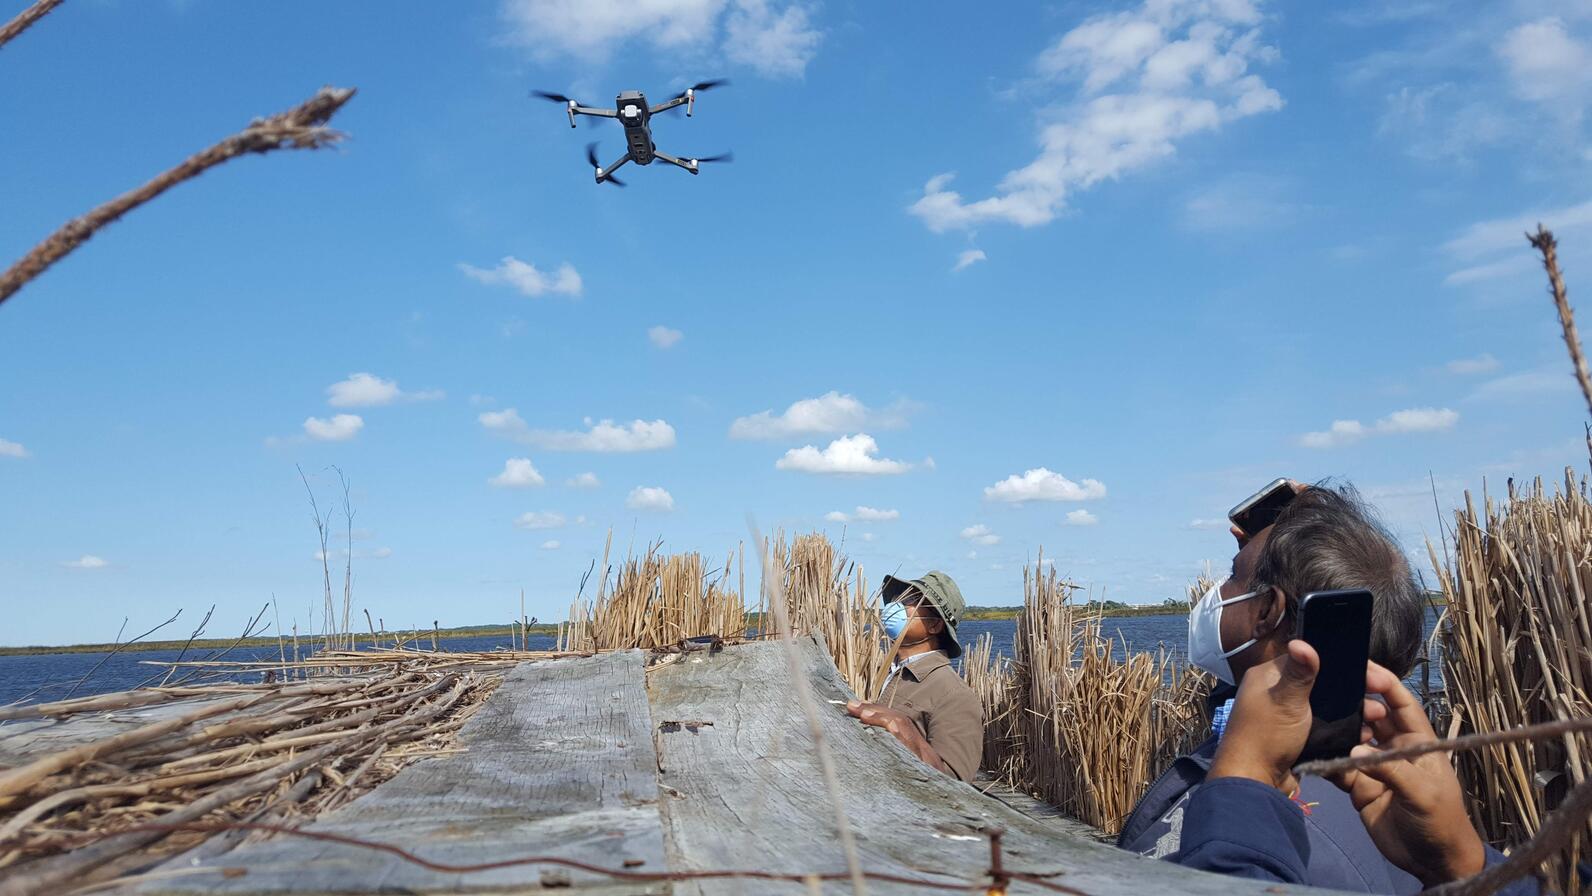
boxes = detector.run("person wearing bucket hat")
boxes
[844,571,983,782]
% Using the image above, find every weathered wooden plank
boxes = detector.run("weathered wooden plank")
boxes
[648,637,1323,895]
[138,651,666,895]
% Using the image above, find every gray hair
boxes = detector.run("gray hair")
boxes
[1248,482,1426,678]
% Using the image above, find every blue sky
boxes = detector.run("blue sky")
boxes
[2,0,1588,646]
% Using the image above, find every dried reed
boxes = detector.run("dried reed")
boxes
[0,660,499,894]
[962,559,1208,835]
[762,532,894,699]
[1431,473,1592,892]
[558,536,745,652]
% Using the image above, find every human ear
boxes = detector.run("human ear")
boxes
[1251,586,1290,641]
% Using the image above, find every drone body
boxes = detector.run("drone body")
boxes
[532,82,732,186]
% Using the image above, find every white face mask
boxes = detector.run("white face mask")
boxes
[1187,578,1261,686]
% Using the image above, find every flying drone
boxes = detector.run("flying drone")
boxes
[531,81,733,186]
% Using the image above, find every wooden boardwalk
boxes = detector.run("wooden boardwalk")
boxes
[4,638,1323,894]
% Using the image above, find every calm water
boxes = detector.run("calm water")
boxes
[0,610,1444,708]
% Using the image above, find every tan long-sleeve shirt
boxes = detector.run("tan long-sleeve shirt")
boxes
[878,650,984,782]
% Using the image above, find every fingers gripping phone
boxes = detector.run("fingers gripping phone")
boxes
[1296,589,1375,763]
[1229,478,1297,537]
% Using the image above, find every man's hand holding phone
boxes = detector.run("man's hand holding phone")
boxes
[1326,663,1486,887]
[1210,644,1488,887]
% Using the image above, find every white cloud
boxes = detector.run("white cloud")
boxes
[909,0,1281,232]
[469,394,496,407]
[459,256,582,298]
[729,391,911,439]
[724,0,821,77]
[1446,353,1501,375]
[490,457,546,488]
[567,472,601,489]
[326,372,444,408]
[961,524,1001,546]
[479,410,676,452]
[648,325,684,349]
[1300,407,1458,448]
[1469,368,1576,401]
[825,505,900,523]
[984,467,1107,503]
[62,555,107,569]
[514,511,565,530]
[953,249,987,272]
[498,0,820,79]
[0,438,27,459]
[857,532,877,542]
[1444,199,1592,261]
[1498,18,1592,107]
[1188,518,1228,530]
[541,539,561,550]
[372,546,393,559]
[303,414,364,442]
[775,434,913,475]
[627,486,676,511]
[1064,509,1099,526]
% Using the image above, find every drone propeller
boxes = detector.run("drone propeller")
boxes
[531,90,575,104]
[585,143,625,187]
[689,79,729,92]
[690,152,734,164]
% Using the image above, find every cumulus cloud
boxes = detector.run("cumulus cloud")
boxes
[1300,407,1459,448]
[490,457,545,488]
[326,372,444,408]
[825,505,900,523]
[961,524,1001,546]
[953,249,987,272]
[498,0,821,78]
[479,410,676,452]
[1497,18,1592,107]
[62,555,107,569]
[459,256,582,297]
[627,486,676,511]
[1446,353,1500,375]
[724,0,822,77]
[0,438,27,459]
[541,540,561,550]
[775,434,914,475]
[648,325,684,349]
[909,0,1280,232]
[1064,509,1099,526]
[567,472,601,489]
[514,511,565,530]
[984,468,1107,503]
[303,414,364,442]
[730,392,911,439]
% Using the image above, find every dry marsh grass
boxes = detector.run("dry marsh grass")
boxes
[963,559,1210,834]
[1432,472,1592,892]
[557,532,746,652]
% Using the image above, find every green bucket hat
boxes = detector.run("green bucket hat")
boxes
[882,570,966,659]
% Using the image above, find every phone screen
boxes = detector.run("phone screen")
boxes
[1229,481,1296,536]
[1296,589,1374,763]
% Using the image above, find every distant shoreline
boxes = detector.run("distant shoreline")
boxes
[0,605,1204,656]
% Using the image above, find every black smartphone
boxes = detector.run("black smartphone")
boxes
[1295,589,1375,763]
[1229,478,1297,537]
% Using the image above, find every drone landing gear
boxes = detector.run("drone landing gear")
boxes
[585,143,631,187]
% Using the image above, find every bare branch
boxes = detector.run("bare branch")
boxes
[1528,225,1592,419]
[0,86,355,308]
[0,0,64,50]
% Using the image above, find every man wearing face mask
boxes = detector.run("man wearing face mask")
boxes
[845,571,984,783]
[1116,482,1429,894]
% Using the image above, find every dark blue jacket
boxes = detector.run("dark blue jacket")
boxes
[1118,735,1423,893]
[1170,776,1539,895]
